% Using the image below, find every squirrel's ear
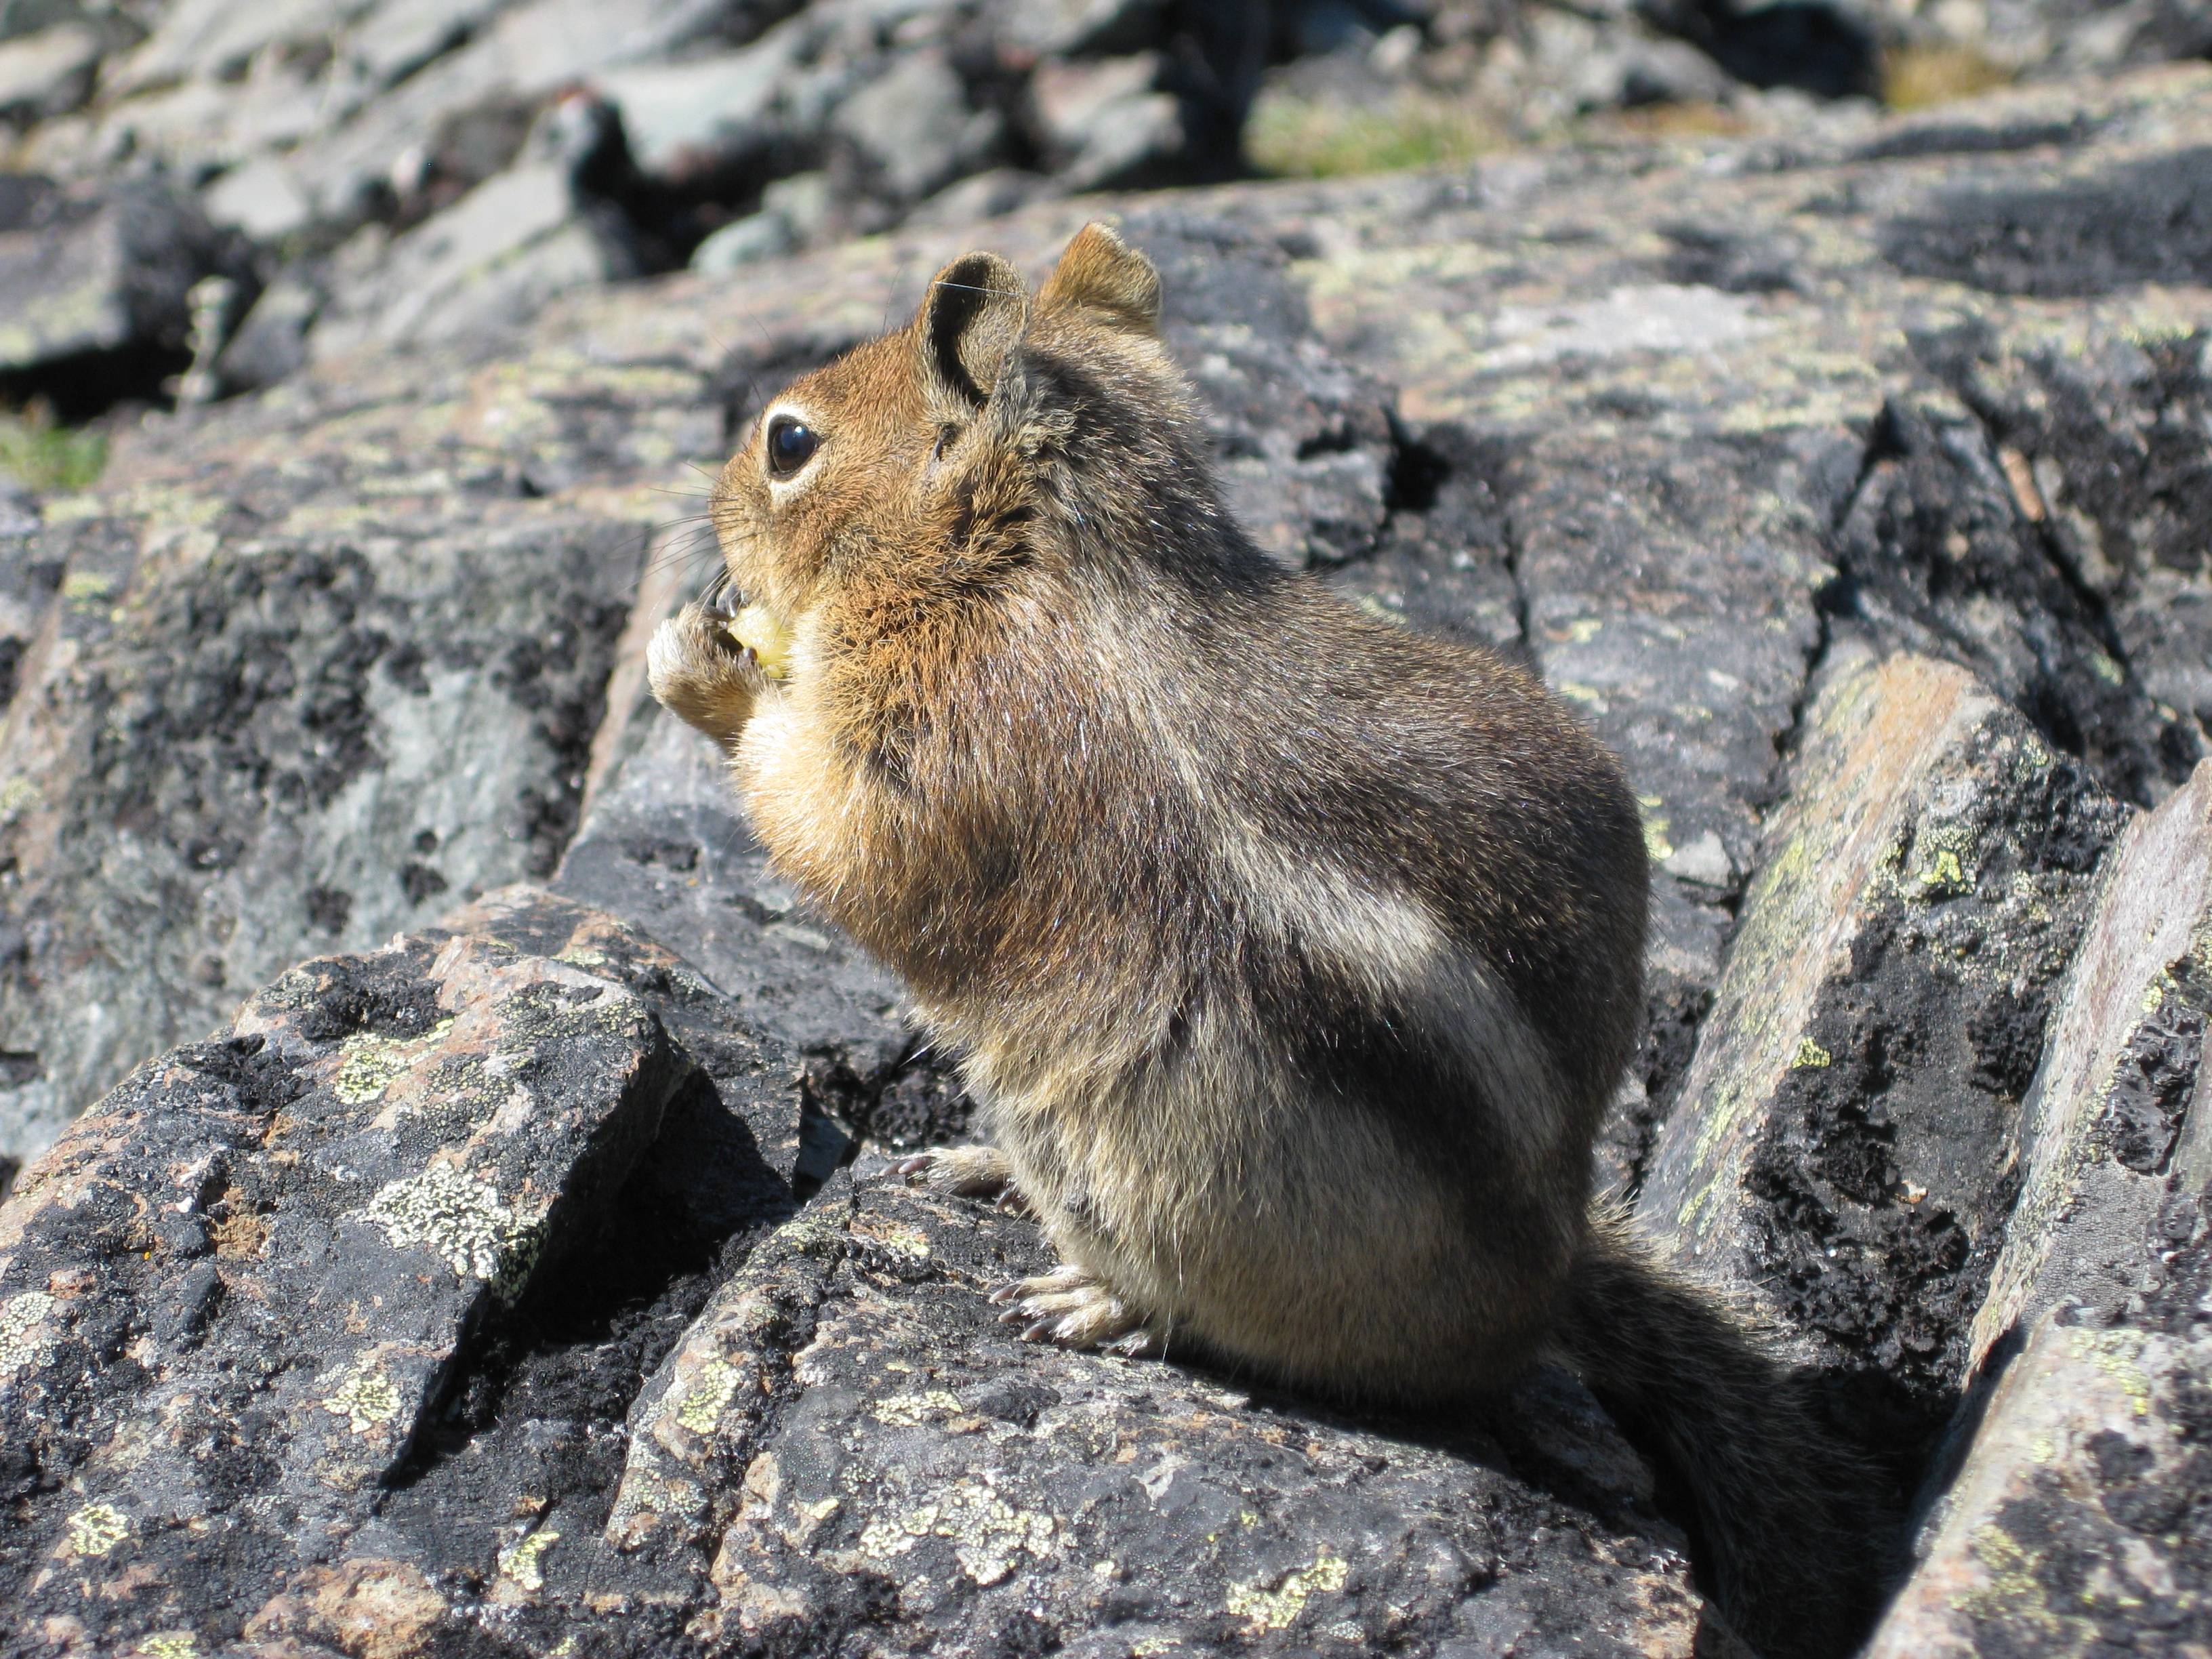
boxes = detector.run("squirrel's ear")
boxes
[916,251,1028,407]
[1038,222,1161,334]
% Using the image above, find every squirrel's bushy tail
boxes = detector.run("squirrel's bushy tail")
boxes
[1555,1214,1900,1659]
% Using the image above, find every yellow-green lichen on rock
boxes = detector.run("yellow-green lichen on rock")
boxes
[925,1477,1057,1586]
[63,1501,129,1558]
[330,1019,456,1105]
[675,1357,747,1435]
[321,1364,405,1435]
[1226,1550,1351,1633]
[497,1527,562,1593]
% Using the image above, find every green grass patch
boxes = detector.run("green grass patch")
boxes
[0,405,108,492]
[1882,43,2015,110]
[1246,89,1504,179]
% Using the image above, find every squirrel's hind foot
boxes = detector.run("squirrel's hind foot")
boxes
[897,1145,1029,1214]
[993,1268,1162,1356]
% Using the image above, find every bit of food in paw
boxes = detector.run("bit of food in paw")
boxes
[726,603,794,680]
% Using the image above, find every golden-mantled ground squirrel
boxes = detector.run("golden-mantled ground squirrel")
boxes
[650,223,1891,1657]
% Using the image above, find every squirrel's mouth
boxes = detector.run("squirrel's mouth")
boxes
[724,598,795,682]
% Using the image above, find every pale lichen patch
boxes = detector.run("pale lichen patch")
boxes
[2068,1327,2154,1418]
[363,1164,544,1294]
[676,1358,745,1434]
[1907,823,1978,899]
[1227,1551,1351,1632]
[497,1528,561,1593]
[856,1479,1055,1586]
[0,775,42,820]
[871,1390,963,1427]
[853,1218,933,1261]
[0,1290,56,1376]
[1959,1525,2065,1635]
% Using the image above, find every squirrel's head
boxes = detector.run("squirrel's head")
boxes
[709,222,1225,652]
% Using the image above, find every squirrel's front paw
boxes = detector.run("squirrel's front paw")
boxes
[648,601,769,751]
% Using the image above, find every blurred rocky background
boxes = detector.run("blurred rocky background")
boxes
[1,1,2211,1654]
[1,0,2206,421]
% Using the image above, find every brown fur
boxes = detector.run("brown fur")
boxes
[649,224,1893,1657]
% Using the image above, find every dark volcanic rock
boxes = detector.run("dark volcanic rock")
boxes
[597,1166,1715,1657]
[1867,765,2212,1654]
[0,901,1716,1658]
[1881,145,2212,300]
[1969,760,2212,1368]
[1637,650,2130,1430]
[0,886,802,1654]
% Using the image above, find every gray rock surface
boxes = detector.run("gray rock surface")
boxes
[0,894,1724,1655]
[0,22,100,126]
[0,885,805,1654]
[601,1167,1717,1656]
[0,173,251,395]
[1970,758,2212,1366]
[0,342,718,1162]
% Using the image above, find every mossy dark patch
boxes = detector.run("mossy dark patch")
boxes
[1881,148,2212,297]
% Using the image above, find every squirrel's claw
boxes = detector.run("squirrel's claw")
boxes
[899,1143,1021,1206]
[993,1268,1159,1355]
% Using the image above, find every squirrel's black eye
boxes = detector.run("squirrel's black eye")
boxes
[765,415,817,478]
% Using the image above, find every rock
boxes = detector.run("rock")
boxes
[1864,774,2212,1658]
[1892,316,2212,794]
[211,263,323,392]
[109,0,367,98]
[556,704,915,1085]
[0,885,806,1650]
[1968,760,2212,1366]
[0,65,2207,1648]
[0,20,100,125]
[988,0,1170,58]
[224,0,748,230]
[0,173,251,393]
[1831,327,2205,806]
[1027,52,1186,189]
[831,47,1004,207]
[0,319,721,1164]
[0,899,1720,1652]
[199,154,315,242]
[591,34,802,188]
[1636,651,2130,1427]
[0,481,55,715]
[0,0,86,43]
[601,1165,1716,1655]
[689,209,796,273]
[307,96,642,362]
[907,165,1055,228]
